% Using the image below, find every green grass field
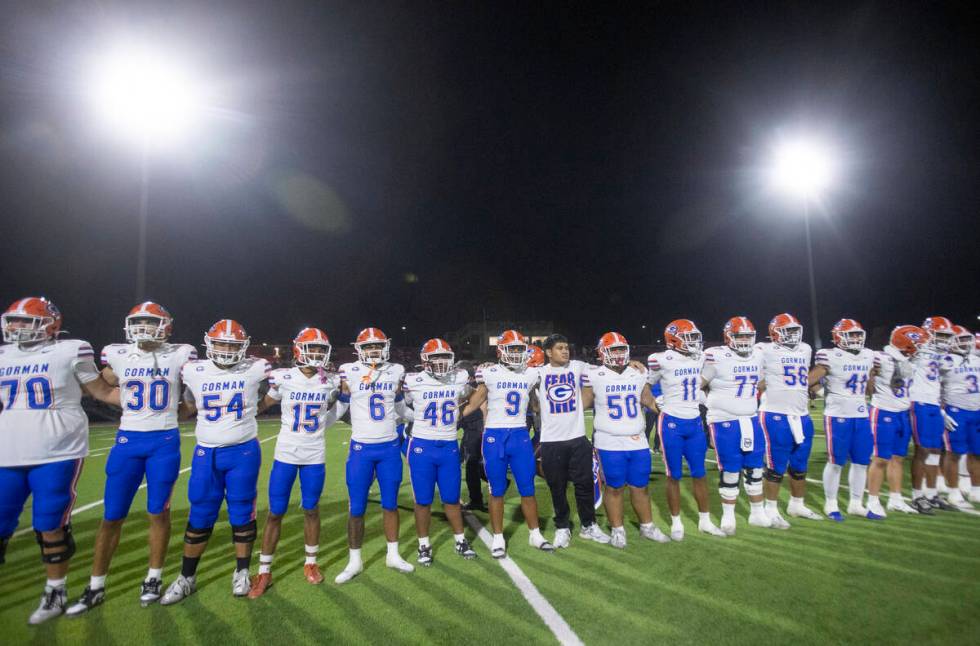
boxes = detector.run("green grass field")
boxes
[2,405,979,645]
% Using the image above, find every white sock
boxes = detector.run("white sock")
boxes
[925,487,937,498]
[386,541,400,558]
[888,491,904,504]
[529,527,543,542]
[305,545,318,565]
[848,464,868,502]
[721,504,736,521]
[822,463,842,510]
[937,474,947,489]
[47,577,66,589]
[637,523,651,531]
[492,533,505,548]
[788,495,806,508]
[749,501,764,513]
[146,568,163,582]
[347,548,363,569]
[90,575,106,590]
[418,536,430,548]
[765,499,780,514]
[912,488,923,500]
[258,553,273,574]
[948,488,965,503]
[698,511,711,524]
[453,533,465,543]
[671,514,683,529]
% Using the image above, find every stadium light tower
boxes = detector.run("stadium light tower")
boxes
[768,136,838,349]
[88,43,205,302]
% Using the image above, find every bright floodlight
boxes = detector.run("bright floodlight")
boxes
[769,136,837,200]
[89,44,203,146]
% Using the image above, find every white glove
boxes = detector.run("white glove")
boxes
[941,409,958,432]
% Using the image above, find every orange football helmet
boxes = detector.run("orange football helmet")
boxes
[922,316,955,352]
[205,319,250,366]
[597,332,630,367]
[768,313,803,347]
[951,324,973,356]
[497,329,528,369]
[420,338,455,378]
[2,297,62,344]
[125,301,173,343]
[831,318,865,351]
[664,319,702,355]
[889,325,928,357]
[723,316,756,354]
[293,327,331,367]
[526,345,545,368]
[353,327,390,365]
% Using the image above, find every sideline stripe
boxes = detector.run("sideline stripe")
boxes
[464,513,584,646]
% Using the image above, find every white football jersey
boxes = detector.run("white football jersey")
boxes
[870,346,914,412]
[646,350,703,419]
[182,357,271,447]
[535,360,589,443]
[102,342,197,431]
[0,339,100,466]
[814,347,874,417]
[941,354,980,411]
[757,341,812,416]
[403,369,471,441]
[701,346,762,423]
[908,349,948,405]
[267,367,343,464]
[476,364,539,429]
[340,361,406,443]
[585,365,647,450]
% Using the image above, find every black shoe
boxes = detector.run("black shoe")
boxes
[140,578,163,607]
[66,586,105,617]
[417,545,433,567]
[912,497,936,515]
[929,496,957,512]
[462,500,487,512]
[455,540,477,560]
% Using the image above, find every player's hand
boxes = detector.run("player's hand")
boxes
[628,359,646,372]
[941,409,958,432]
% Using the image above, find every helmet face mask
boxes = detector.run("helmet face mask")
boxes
[423,352,454,378]
[601,344,629,368]
[125,315,168,344]
[1,314,52,345]
[930,331,954,353]
[499,342,529,369]
[729,332,756,354]
[774,324,802,348]
[296,342,331,368]
[206,338,248,367]
[356,341,389,365]
[677,331,702,355]
[952,327,974,356]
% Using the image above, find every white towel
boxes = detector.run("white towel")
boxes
[738,417,755,452]
[787,415,805,444]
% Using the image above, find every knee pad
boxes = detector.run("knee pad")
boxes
[743,468,764,496]
[925,453,941,466]
[718,471,740,501]
[764,467,784,483]
[184,523,214,544]
[788,468,807,481]
[35,524,76,564]
[232,520,257,544]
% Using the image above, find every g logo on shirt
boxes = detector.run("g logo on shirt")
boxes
[547,382,575,404]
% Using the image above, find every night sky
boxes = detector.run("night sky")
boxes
[1,1,978,353]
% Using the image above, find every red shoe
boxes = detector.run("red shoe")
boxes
[303,563,324,585]
[248,572,272,598]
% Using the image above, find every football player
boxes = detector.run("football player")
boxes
[402,339,477,565]
[939,325,979,509]
[701,318,772,534]
[864,325,926,516]
[67,302,197,615]
[334,328,414,583]
[461,330,554,558]
[0,297,119,624]
[584,332,670,548]
[757,313,821,527]
[160,319,272,604]
[646,320,726,539]
[909,316,956,512]
[248,328,346,598]
[808,319,876,521]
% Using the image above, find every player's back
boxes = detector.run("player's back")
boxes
[103,342,197,431]
[340,361,405,442]
[702,346,762,422]
[815,347,874,417]
[757,341,811,416]
[403,369,469,440]
[646,350,702,419]
[182,357,270,447]
[478,363,539,428]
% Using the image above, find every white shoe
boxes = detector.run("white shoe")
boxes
[867,502,888,518]
[232,569,251,597]
[720,516,737,536]
[698,520,727,538]
[846,501,869,517]
[385,554,415,573]
[160,575,196,606]
[552,528,571,549]
[748,511,773,528]
[610,528,627,549]
[951,497,975,511]
[28,585,67,625]
[529,533,556,552]
[670,524,685,542]
[787,503,823,520]
[579,523,611,544]
[334,562,363,584]
[886,498,918,514]
[767,512,791,530]
[639,525,671,543]
[971,491,980,504]
[490,535,506,559]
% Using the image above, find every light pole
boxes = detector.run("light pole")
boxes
[769,136,837,349]
[88,43,204,302]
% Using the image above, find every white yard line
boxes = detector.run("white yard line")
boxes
[463,513,584,646]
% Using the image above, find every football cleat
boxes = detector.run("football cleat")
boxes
[491,534,506,559]
[579,524,611,544]
[639,525,671,543]
[552,528,571,549]
[911,497,936,515]
[929,496,956,512]
[455,540,477,560]
[247,573,272,599]
[867,502,888,519]
[232,569,251,597]
[786,503,823,520]
[610,528,627,549]
[386,554,415,573]
[417,545,433,567]
[139,578,163,607]
[28,585,67,625]
[865,510,886,520]
[670,524,685,542]
[846,501,869,517]
[951,497,975,511]
[66,586,105,617]
[160,575,196,606]
[767,512,791,530]
[303,564,324,585]
[334,562,363,584]
[697,520,727,538]
[886,499,918,514]
[748,511,773,528]
[529,533,556,552]
[720,517,737,536]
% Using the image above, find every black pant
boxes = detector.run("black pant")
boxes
[459,410,485,505]
[540,436,595,530]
